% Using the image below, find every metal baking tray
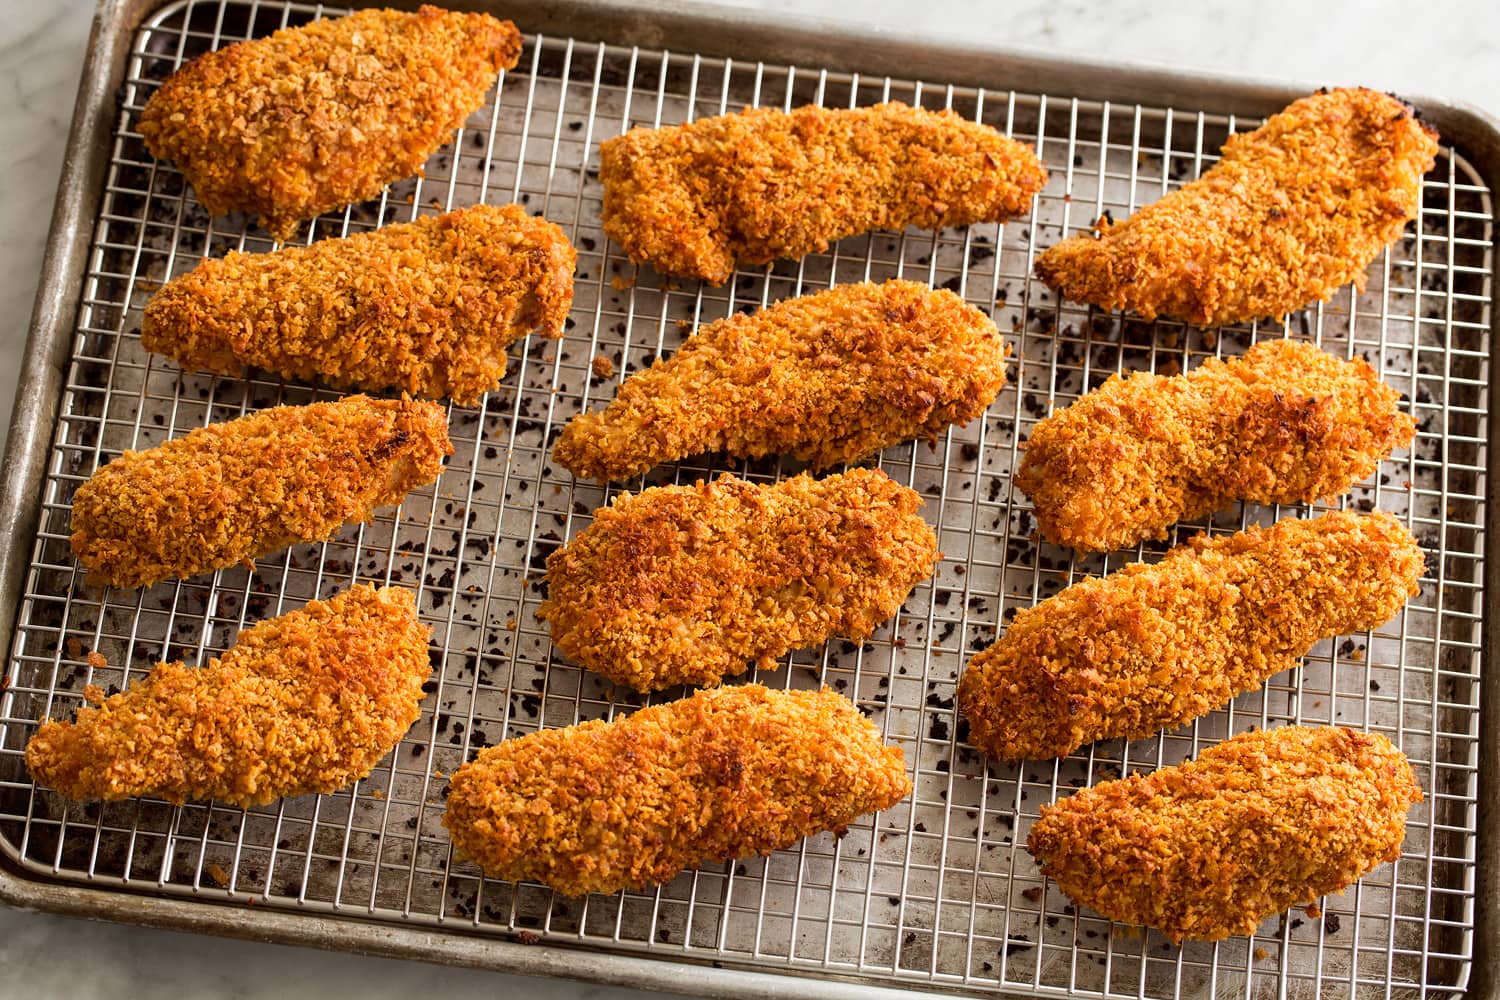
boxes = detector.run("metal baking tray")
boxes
[2,1,1495,997]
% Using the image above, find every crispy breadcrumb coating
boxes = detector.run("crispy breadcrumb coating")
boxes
[1034,88,1438,326]
[71,396,451,589]
[538,470,939,691]
[26,585,432,807]
[958,511,1422,761]
[600,102,1047,283]
[1027,725,1422,943]
[137,6,521,241]
[142,205,575,405]
[443,684,911,895]
[553,280,1009,481]
[1014,339,1415,552]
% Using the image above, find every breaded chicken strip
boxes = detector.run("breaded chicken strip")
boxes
[142,205,575,404]
[138,6,521,241]
[71,396,451,589]
[443,684,910,895]
[1014,339,1415,552]
[1034,88,1438,326]
[1027,725,1422,943]
[26,585,431,807]
[554,280,1008,481]
[538,470,939,691]
[600,102,1047,283]
[958,511,1422,761]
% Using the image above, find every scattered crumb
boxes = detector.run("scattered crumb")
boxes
[206,863,231,888]
[86,651,107,669]
[591,354,614,379]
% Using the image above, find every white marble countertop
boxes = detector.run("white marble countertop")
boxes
[1,1,1496,997]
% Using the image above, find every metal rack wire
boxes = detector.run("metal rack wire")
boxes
[0,1,1487,997]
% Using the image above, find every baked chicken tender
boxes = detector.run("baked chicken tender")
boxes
[1027,725,1422,943]
[600,102,1047,283]
[958,511,1422,762]
[443,684,911,896]
[1014,339,1415,553]
[538,470,939,691]
[142,204,575,405]
[137,6,521,241]
[554,280,1009,481]
[26,585,431,807]
[1034,88,1438,326]
[71,396,451,589]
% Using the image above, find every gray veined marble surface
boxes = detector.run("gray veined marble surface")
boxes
[0,1,1495,997]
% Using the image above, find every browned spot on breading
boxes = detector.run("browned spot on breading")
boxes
[538,470,940,691]
[1034,88,1438,326]
[1014,340,1415,553]
[957,511,1423,761]
[600,102,1046,283]
[553,280,1009,482]
[1027,725,1422,943]
[138,6,521,240]
[70,396,451,589]
[142,205,575,405]
[25,586,431,807]
[442,685,911,896]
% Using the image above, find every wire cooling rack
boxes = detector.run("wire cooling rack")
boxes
[0,1,1487,997]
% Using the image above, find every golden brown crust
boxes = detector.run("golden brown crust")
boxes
[600,101,1047,283]
[25,585,432,807]
[142,205,575,405]
[1034,88,1439,326]
[442,684,911,895]
[957,511,1423,761]
[138,6,521,240]
[538,470,940,691]
[70,396,452,589]
[1014,339,1416,552]
[553,280,1009,481]
[1026,725,1422,943]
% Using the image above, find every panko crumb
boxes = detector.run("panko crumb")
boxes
[958,511,1423,761]
[600,102,1046,283]
[1014,339,1415,552]
[553,280,1008,481]
[138,6,521,240]
[443,684,911,896]
[85,651,107,669]
[591,354,614,379]
[70,395,451,589]
[142,205,575,404]
[1034,88,1438,326]
[1027,725,1422,943]
[538,470,940,691]
[26,585,431,807]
